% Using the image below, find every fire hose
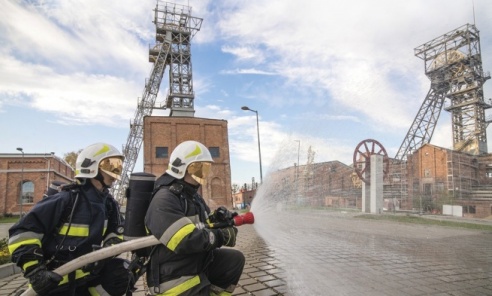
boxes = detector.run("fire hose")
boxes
[21,212,254,296]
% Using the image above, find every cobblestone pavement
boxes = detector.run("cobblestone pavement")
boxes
[1,212,492,295]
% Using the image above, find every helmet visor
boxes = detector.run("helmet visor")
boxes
[99,157,123,180]
[187,162,211,184]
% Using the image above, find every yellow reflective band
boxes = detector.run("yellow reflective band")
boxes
[22,260,39,271]
[185,145,201,159]
[167,224,196,251]
[102,219,108,236]
[8,238,41,254]
[88,287,99,296]
[161,275,200,295]
[58,224,89,237]
[59,269,91,285]
[210,292,232,296]
[93,145,111,157]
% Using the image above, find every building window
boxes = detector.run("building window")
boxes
[463,205,476,214]
[209,147,220,158]
[21,181,34,204]
[156,147,168,158]
[424,183,432,195]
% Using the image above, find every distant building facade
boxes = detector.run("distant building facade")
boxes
[232,188,256,210]
[268,161,362,208]
[143,116,232,209]
[405,143,492,218]
[0,153,74,216]
[265,144,492,219]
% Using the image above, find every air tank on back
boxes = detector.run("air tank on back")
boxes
[124,172,156,241]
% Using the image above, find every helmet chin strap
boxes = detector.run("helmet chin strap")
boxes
[95,172,111,189]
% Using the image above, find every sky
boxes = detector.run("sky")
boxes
[1,0,492,188]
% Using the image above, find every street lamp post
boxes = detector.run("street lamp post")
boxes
[45,152,55,193]
[294,140,300,179]
[241,106,263,184]
[294,140,300,202]
[16,147,24,217]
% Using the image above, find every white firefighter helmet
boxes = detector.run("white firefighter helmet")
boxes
[75,143,125,180]
[166,141,213,180]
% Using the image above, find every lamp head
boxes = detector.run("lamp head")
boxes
[16,147,23,152]
[241,106,250,111]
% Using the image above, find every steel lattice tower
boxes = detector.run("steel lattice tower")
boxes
[395,24,491,161]
[112,1,202,201]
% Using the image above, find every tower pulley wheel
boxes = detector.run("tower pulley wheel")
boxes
[353,139,389,184]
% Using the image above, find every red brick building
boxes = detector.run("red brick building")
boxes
[265,144,492,218]
[405,143,492,218]
[0,153,74,216]
[268,161,361,208]
[232,189,256,210]
[142,116,232,209]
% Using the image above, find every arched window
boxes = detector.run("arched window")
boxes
[211,177,224,200]
[21,181,35,204]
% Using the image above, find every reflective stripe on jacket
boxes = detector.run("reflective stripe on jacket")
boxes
[8,182,121,279]
[145,174,217,295]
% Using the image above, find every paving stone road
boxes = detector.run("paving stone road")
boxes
[1,212,492,295]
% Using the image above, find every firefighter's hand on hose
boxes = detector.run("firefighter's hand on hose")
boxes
[209,206,237,223]
[218,226,238,247]
[82,238,121,275]
[26,265,62,295]
[103,236,123,248]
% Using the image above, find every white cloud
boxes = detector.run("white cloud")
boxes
[220,68,276,75]
[0,54,139,126]
[2,0,492,186]
[221,45,265,63]
[209,0,492,134]
[0,1,152,74]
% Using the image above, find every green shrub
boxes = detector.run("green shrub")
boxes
[0,238,11,265]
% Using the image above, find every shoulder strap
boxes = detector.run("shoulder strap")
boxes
[58,189,79,226]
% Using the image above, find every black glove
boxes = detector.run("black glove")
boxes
[209,206,237,223]
[103,236,123,248]
[82,238,120,275]
[26,265,62,295]
[218,226,238,247]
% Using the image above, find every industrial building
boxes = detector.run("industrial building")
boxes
[142,116,232,208]
[0,153,74,216]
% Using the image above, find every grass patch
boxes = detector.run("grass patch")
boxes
[0,216,20,224]
[0,217,14,265]
[355,214,492,231]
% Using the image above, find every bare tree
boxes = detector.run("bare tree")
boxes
[231,183,240,194]
[64,149,82,169]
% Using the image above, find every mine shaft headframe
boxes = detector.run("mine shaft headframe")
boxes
[395,24,491,160]
[414,24,480,74]
[353,139,390,185]
[414,23,491,155]
[152,1,203,117]
[153,1,203,39]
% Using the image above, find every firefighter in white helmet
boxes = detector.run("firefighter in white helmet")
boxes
[9,143,134,296]
[145,140,245,295]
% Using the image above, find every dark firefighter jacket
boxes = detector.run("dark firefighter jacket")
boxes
[145,174,219,295]
[8,182,122,286]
